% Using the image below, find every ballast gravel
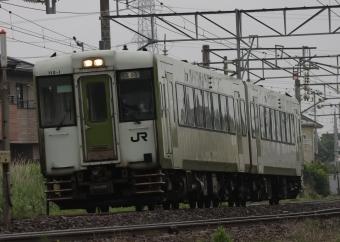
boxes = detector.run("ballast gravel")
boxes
[1,200,340,241]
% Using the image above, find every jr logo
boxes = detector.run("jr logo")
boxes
[131,132,148,142]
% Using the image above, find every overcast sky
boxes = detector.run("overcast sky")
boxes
[0,0,339,133]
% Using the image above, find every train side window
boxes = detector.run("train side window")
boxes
[286,113,291,143]
[185,86,195,127]
[291,114,295,143]
[212,93,221,130]
[169,82,176,123]
[281,112,286,142]
[176,84,186,125]
[203,91,213,129]
[260,106,265,138]
[250,103,255,138]
[227,97,235,133]
[240,100,247,136]
[271,109,276,141]
[220,95,228,132]
[276,110,281,141]
[265,107,271,139]
[194,88,204,128]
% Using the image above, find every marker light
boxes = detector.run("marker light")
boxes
[83,59,93,67]
[93,58,104,67]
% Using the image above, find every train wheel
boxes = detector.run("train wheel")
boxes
[135,204,144,211]
[269,198,274,205]
[212,199,219,208]
[163,202,170,210]
[86,207,96,213]
[100,206,109,213]
[147,203,156,211]
[197,200,204,208]
[189,200,196,209]
[241,198,247,207]
[274,197,279,205]
[228,197,234,207]
[204,198,211,208]
[172,202,180,209]
[235,198,241,207]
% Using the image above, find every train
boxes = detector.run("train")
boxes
[33,49,302,213]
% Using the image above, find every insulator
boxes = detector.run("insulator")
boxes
[317,104,323,109]
[303,93,310,101]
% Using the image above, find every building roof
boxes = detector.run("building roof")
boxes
[301,114,323,129]
[0,56,34,74]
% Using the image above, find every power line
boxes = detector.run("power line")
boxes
[0,6,98,50]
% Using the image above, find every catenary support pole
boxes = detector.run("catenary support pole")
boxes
[202,45,210,68]
[0,29,11,228]
[100,0,111,50]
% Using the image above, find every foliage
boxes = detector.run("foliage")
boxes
[211,226,233,242]
[318,133,336,163]
[303,160,330,197]
[0,161,87,218]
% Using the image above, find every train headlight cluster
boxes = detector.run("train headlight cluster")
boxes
[83,58,104,68]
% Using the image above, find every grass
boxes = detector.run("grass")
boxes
[1,161,339,218]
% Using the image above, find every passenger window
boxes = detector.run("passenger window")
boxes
[185,87,195,126]
[212,93,221,130]
[228,97,235,133]
[260,106,265,138]
[271,109,276,140]
[291,115,295,143]
[276,110,281,141]
[250,103,256,138]
[265,107,271,139]
[204,91,213,129]
[194,89,204,128]
[281,112,286,142]
[240,100,247,136]
[176,84,186,125]
[220,95,228,132]
[286,113,291,143]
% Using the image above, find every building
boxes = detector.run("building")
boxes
[301,114,323,163]
[0,56,38,161]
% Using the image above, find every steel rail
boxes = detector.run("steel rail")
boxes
[1,208,340,241]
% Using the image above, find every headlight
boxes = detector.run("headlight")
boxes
[93,59,104,67]
[83,58,104,68]
[83,59,93,67]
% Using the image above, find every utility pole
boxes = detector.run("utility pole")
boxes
[0,29,12,228]
[235,9,242,79]
[100,0,111,50]
[202,45,210,68]
[334,106,339,195]
[313,91,318,154]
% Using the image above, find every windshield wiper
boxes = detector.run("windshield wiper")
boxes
[56,109,71,130]
[122,104,141,124]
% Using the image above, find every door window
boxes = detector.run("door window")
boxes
[86,82,108,123]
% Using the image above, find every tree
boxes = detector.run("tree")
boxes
[303,160,330,197]
[318,133,335,163]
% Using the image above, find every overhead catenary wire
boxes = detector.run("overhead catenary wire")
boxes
[0,5,98,50]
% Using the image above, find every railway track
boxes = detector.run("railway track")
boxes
[1,207,340,242]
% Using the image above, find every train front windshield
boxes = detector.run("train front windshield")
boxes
[117,69,155,122]
[36,75,76,129]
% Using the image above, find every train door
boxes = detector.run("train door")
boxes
[79,75,116,161]
[234,91,245,171]
[161,72,178,167]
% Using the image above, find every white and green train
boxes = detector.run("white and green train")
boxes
[34,50,302,213]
